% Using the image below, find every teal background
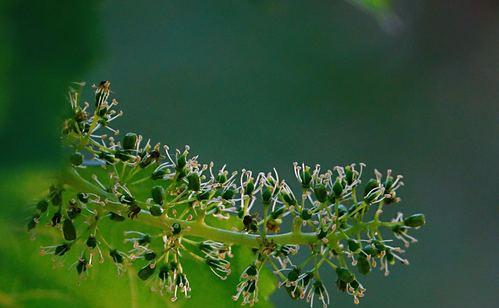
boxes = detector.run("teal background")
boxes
[0,1,498,307]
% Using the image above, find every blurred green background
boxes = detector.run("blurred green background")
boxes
[0,0,498,307]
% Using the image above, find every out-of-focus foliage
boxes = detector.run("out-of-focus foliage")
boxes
[0,1,100,165]
[348,0,401,33]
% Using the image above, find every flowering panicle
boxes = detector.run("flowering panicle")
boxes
[28,82,426,307]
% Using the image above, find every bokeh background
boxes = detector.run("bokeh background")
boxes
[0,1,498,307]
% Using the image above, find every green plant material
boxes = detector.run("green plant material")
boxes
[151,186,164,205]
[404,213,426,228]
[356,256,371,275]
[70,152,84,166]
[62,219,77,241]
[138,264,155,281]
[29,82,425,307]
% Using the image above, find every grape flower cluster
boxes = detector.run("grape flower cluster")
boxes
[28,82,426,307]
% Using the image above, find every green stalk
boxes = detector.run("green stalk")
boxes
[62,167,402,249]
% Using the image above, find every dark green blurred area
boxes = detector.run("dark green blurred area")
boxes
[1,0,498,307]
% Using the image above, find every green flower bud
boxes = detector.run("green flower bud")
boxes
[122,132,138,150]
[62,219,77,241]
[316,228,327,240]
[347,239,361,252]
[300,167,312,189]
[187,173,201,191]
[197,190,211,201]
[98,107,108,117]
[119,193,135,205]
[172,223,181,235]
[76,258,87,274]
[77,193,89,203]
[364,179,379,201]
[220,188,234,200]
[345,165,354,185]
[350,280,360,290]
[356,256,371,275]
[244,180,255,196]
[110,249,124,263]
[350,279,360,290]
[300,209,312,220]
[151,186,164,204]
[336,267,355,283]
[333,178,343,197]
[55,244,70,256]
[138,234,151,245]
[373,241,386,252]
[261,186,272,204]
[243,215,253,226]
[67,204,81,219]
[384,175,394,192]
[287,267,300,282]
[149,205,163,216]
[213,188,223,199]
[216,172,227,184]
[363,244,377,256]
[144,251,157,261]
[158,265,169,280]
[176,152,187,171]
[404,213,425,228]
[169,261,178,271]
[51,211,62,226]
[313,184,328,203]
[281,192,296,206]
[138,264,155,281]
[86,236,97,248]
[70,152,83,166]
[245,264,257,276]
